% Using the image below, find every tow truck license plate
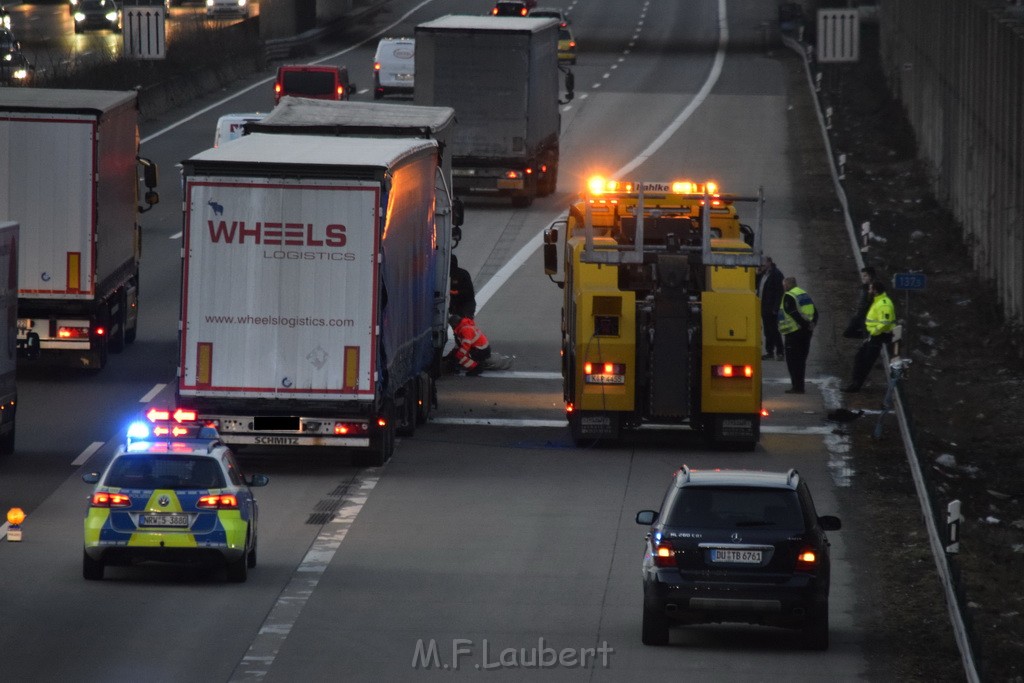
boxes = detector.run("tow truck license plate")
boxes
[711,548,761,563]
[140,513,189,527]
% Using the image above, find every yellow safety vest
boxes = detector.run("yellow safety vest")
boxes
[865,293,896,336]
[777,287,816,334]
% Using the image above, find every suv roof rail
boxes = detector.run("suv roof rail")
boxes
[678,464,691,482]
[786,468,799,486]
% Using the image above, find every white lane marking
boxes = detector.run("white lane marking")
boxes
[230,473,379,682]
[0,522,7,541]
[71,441,104,467]
[139,383,166,403]
[169,231,182,240]
[141,0,442,145]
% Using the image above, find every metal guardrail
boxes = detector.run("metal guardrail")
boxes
[781,30,981,683]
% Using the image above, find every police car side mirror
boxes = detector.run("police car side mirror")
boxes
[247,473,270,487]
[82,472,100,484]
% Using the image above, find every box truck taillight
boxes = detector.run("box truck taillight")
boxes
[335,422,370,435]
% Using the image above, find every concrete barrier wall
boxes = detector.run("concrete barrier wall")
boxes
[878,0,1024,326]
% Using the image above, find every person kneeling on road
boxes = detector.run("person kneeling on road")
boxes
[448,314,491,376]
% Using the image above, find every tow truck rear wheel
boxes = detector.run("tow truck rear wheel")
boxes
[83,551,104,581]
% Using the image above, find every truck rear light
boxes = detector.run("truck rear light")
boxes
[57,326,90,339]
[712,364,754,378]
[197,494,239,509]
[373,62,381,71]
[583,362,625,384]
[334,422,369,435]
[503,170,524,180]
[337,85,345,98]
[92,491,131,507]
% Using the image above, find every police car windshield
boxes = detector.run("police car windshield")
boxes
[106,454,225,489]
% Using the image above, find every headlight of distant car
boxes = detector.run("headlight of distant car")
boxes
[74,11,86,20]
[205,0,213,6]
[237,0,246,6]
[106,10,118,20]
[13,67,28,80]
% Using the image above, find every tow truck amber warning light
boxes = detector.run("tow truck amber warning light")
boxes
[586,176,720,197]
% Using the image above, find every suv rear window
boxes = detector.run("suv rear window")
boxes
[280,70,337,97]
[664,488,805,530]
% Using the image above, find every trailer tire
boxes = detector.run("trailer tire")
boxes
[511,194,533,208]
[125,278,139,345]
[359,403,395,467]
[415,374,432,424]
[108,289,127,354]
[396,381,417,437]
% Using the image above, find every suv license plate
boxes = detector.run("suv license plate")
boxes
[140,513,189,527]
[711,548,761,563]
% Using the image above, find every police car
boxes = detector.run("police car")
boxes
[82,408,268,582]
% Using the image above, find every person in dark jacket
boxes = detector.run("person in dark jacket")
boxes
[843,266,876,339]
[449,254,476,319]
[756,257,786,359]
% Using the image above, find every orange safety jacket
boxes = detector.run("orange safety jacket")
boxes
[452,317,490,370]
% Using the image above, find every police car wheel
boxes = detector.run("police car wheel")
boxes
[226,553,248,582]
[247,536,257,569]
[83,551,104,581]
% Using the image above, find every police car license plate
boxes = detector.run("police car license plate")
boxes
[711,548,761,563]
[140,513,189,527]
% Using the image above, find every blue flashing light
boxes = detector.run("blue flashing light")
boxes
[126,422,150,441]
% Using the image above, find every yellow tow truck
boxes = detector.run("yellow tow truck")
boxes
[543,177,765,449]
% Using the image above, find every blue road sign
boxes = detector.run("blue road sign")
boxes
[892,272,927,290]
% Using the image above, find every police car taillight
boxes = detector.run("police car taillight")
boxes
[198,494,238,509]
[92,491,131,507]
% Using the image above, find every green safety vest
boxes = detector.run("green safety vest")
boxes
[777,287,816,334]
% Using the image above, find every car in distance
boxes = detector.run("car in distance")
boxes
[0,50,33,86]
[274,64,354,105]
[373,37,415,99]
[491,0,529,16]
[206,0,249,18]
[557,25,576,64]
[82,409,269,582]
[635,466,841,649]
[0,7,11,31]
[73,0,121,33]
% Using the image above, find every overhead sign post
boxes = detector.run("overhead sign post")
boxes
[123,0,166,60]
[816,9,860,63]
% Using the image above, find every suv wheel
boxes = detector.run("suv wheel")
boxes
[641,604,670,646]
[802,601,829,650]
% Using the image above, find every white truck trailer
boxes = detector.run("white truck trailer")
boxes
[0,89,159,370]
[0,222,17,453]
[178,133,449,465]
[414,15,571,206]
[244,97,463,364]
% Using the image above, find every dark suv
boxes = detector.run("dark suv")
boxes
[635,466,841,649]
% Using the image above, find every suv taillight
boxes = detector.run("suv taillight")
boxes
[795,547,819,570]
[653,541,677,568]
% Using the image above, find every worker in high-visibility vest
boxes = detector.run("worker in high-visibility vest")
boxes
[449,314,491,376]
[843,279,896,392]
[777,276,818,394]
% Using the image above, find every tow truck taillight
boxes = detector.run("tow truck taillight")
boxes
[583,362,625,384]
[198,494,238,509]
[92,491,131,507]
[712,364,754,378]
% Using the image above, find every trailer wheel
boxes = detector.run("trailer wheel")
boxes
[396,381,417,437]
[108,289,127,354]
[415,374,433,424]
[125,279,139,345]
[359,403,395,467]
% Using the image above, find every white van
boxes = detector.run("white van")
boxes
[213,112,264,147]
[373,37,415,99]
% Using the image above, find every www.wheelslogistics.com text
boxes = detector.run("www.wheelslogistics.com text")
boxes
[411,638,614,671]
